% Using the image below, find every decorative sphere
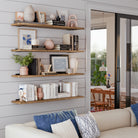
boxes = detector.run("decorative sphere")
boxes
[44,39,54,50]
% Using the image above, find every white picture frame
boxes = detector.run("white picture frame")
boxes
[18,29,37,49]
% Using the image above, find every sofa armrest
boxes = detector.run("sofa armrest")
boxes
[5,124,60,138]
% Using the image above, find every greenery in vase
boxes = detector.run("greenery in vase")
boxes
[91,64,106,86]
[12,53,33,66]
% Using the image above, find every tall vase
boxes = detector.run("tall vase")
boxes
[70,57,78,73]
[37,88,44,100]
[106,80,110,88]
[24,5,35,22]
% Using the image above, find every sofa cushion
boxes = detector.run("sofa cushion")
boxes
[100,127,138,138]
[34,110,80,136]
[51,119,79,138]
[90,109,131,132]
[125,107,137,127]
[24,121,36,128]
[75,114,100,138]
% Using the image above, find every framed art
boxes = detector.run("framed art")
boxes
[36,11,46,23]
[50,55,69,73]
[15,12,24,22]
[18,29,37,49]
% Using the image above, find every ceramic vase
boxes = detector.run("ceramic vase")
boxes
[70,57,78,73]
[24,5,35,22]
[44,39,54,50]
[106,80,110,88]
[37,88,44,100]
[20,66,28,75]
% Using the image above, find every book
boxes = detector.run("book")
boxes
[40,84,50,99]
[41,83,58,99]
[63,34,79,51]
[72,82,78,96]
[62,82,78,97]
[50,83,58,98]
[73,35,79,50]
[28,58,41,75]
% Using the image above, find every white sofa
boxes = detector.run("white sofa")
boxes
[5,108,138,138]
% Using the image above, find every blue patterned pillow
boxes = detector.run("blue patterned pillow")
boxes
[131,104,138,123]
[34,110,81,137]
[75,114,100,138]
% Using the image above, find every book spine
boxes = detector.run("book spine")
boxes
[73,35,79,50]
[34,86,38,101]
[71,35,74,51]
[72,82,76,97]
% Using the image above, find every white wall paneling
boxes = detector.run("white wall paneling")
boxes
[1,0,138,137]
[0,1,87,137]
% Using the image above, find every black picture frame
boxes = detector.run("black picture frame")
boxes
[50,55,69,73]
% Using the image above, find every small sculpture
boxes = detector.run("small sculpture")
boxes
[68,15,78,27]
[19,88,25,102]
[49,14,56,20]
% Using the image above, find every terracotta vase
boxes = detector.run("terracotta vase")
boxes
[37,88,44,100]
[44,39,54,50]
[24,5,35,22]
[20,66,28,75]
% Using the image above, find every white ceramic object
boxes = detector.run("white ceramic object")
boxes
[24,5,35,22]
[44,39,54,50]
[31,39,39,46]
[69,58,78,73]
[49,14,56,20]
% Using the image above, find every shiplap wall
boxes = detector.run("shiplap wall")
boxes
[1,0,138,137]
[0,0,87,137]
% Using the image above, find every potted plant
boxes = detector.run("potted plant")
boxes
[91,64,106,86]
[12,53,33,75]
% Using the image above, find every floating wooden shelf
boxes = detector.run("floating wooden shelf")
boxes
[11,49,84,53]
[11,96,84,104]
[11,73,84,78]
[11,22,84,30]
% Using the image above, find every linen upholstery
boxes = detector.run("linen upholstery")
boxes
[90,109,131,132]
[100,127,138,138]
[125,107,137,127]
[5,108,138,138]
[51,119,79,138]
[24,121,36,128]
[5,124,60,138]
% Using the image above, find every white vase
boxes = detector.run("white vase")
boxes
[70,58,78,73]
[24,5,35,22]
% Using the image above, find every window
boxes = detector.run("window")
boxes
[91,29,107,85]
[132,26,138,72]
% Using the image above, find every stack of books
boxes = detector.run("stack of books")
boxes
[18,81,79,102]
[63,34,79,51]
[40,83,58,99]
[28,58,41,75]
[63,82,78,97]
